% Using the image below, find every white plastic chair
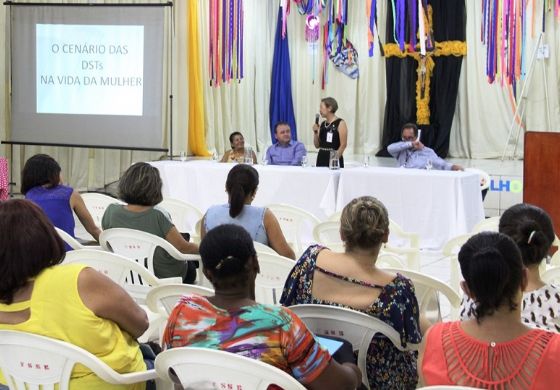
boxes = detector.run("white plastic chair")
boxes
[99,228,204,285]
[255,252,296,305]
[0,330,157,390]
[442,233,472,294]
[383,219,421,270]
[288,304,419,389]
[155,347,305,390]
[312,221,345,252]
[471,216,500,233]
[542,266,560,284]
[382,267,462,322]
[73,192,124,240]
[465,167,491,191]
[146,283,215,316]
[253,240,278,255]
[158,198,203,242]
[328,210,342,221]
[377,252,406,269]
[64,249,182,304]
[266,204,321,256]
[55,227,102,251]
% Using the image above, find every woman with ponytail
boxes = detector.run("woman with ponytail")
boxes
[201,164,294,259]
[281,196,421,390]
[460,203,560,332]
[162,224,362,390]
[419,232,560,388]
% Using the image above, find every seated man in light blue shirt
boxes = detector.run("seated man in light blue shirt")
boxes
[265,122,307,166]
[387,123,463,171]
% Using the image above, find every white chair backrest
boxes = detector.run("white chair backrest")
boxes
[377,251,406,269]
[155,347,305,390]
[255,252,296,305]
[64,249,181,304]
[146,284,215,315]
[0,330,156,390]
[157,198,203,236]
[313,221,341,244]
[253,240,278,255]
[441,233,472,294]
[382,268,462,322]
[328,210,342,221]
[288,304,418,387]
[465,167,491,191]
[55,227,86,250]
[471,216,500,233]
[267,204,320,255]
[99,228,199,274]
[542,266,560,285]
[81,192,124,227]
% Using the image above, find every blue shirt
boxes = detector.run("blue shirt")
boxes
[26,184,76,237]
[387,141,452,170]
[204,204,268,245]
[265,140,307,166]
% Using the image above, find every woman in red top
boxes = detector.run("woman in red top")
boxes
[419,232,560,389]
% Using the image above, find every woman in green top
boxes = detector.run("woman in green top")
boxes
[102,162,199,283]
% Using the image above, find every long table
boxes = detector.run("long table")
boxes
[150,160,484,249]
[336,167,484,248]
[151,160,340,220]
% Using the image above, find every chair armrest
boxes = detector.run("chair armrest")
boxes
[158,277,183,285]
[117,369,159,384]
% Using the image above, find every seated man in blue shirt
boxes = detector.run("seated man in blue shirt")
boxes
[265,122,307,166]
[387,123,463,171]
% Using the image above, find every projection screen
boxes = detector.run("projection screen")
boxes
[8,3,167,150]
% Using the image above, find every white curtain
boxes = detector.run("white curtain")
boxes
[1,0,559,191]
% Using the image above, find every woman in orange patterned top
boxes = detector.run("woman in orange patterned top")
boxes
[419,232,560,389]
[162,224,361,390]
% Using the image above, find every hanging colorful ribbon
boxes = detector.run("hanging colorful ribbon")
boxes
[366,0,378,57]
[208,0,244,86]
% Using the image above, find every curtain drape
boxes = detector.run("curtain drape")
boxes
[377,0,466,158]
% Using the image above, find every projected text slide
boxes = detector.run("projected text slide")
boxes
[36,24,144,116]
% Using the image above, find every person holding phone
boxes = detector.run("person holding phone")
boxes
[312,97,348,168]
[387,123,463,171]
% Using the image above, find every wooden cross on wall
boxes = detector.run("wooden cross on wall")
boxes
[383,5,467,125]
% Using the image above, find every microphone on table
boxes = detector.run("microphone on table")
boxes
[315,114,320,125]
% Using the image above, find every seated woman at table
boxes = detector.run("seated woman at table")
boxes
[460,203,560,332]
[281,196,421,389]
[21,154,101,244]
[419,232,560,388]
[102,162,199,283]
[220,131,257,164]
[201,164,295,259]
[163,224,362,390]
[0,199,150,389]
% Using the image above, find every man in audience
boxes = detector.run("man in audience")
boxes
[265,122,307,166]
[388,123,463,171]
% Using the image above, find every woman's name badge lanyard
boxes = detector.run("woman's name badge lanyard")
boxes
[325,121,334,143]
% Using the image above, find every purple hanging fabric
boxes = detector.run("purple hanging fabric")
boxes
[409,0,417,51]
[397,0,405,51]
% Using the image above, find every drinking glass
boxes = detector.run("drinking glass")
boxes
[301,155,308,167]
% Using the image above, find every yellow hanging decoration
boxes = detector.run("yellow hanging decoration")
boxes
[383,6,467,125]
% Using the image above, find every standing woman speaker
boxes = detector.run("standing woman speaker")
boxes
[312,97,348,168]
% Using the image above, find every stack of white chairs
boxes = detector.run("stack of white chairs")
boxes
[0,330,158,389]
[157,198,203,243]
[289,304,419,389]
[267,203,320,256]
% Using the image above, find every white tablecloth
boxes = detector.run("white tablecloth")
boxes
[150,160,340,220]
[336,167,485,248]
